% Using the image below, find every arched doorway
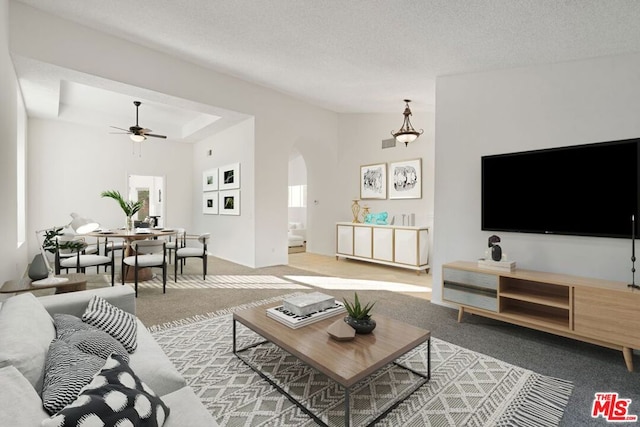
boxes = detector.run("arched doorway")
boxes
[287,149,307,254]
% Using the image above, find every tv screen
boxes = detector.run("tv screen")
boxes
[481,138,640,239]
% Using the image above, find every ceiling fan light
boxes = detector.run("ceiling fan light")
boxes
[130,134,146,142]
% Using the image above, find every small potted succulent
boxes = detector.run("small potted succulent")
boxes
[343,292,376,334]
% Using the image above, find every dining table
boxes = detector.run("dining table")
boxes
[87,227,178,282]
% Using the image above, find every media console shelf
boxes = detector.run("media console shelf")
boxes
[443,261,640,371]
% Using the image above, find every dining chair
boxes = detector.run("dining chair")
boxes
[55,236,115,286]
[122,240,167,297]
[102,236,125,272]
[165,228,186,264]
[174,233,209,281]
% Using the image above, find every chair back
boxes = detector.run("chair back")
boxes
[198,233,210,245]
[55,235,87,254]
[132,240,165,255]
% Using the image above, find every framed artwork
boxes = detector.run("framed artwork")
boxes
[360,163,387,199]
[389,158,422,199]
[219,190,240,215]
[202,168,218,191]
[202,192,218,214]
[219,162,240,190]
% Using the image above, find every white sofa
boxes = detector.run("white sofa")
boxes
[0,286,217,427]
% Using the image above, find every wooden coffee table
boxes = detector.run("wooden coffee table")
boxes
[1,273,87,294]
[233,303,431,427]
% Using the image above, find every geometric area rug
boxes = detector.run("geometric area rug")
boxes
[150,294,573,427]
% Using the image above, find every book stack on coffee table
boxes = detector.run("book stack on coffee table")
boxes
[266,292,346,329]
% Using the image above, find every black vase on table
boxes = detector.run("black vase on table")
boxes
[344,316,377,334]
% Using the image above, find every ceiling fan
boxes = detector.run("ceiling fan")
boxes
[110,101,167,142]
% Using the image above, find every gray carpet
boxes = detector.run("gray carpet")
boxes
[81,256,639,426]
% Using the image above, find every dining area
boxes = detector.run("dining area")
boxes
[45,225,210,297]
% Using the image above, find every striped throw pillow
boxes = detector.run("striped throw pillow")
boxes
[82,296,138,353]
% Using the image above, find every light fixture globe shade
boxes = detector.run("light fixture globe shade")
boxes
[69,213,100,234]
[393,132,419,145]
[130,134,146,142]
[391,99,423,146]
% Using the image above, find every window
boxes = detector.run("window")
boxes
[288,185,307,208]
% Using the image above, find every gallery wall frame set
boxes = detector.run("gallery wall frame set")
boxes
[360,158,422,200]
[202,162,241,215]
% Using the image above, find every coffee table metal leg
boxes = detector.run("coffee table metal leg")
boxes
[345,388,351,427]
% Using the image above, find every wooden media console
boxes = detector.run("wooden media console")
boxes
[443,261,640,371]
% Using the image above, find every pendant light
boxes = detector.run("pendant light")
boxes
[391,99,423,146]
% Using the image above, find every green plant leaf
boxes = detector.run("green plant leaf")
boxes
[101,190,144,217]
[343,292,375,320]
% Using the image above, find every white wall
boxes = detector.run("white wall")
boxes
[27,119,193,256]
[336,112,435,247]
[193,118,255,266]
[9,3,340,269]
[0,0,29,281]
[288,153,307,227]
[433,53,640,304]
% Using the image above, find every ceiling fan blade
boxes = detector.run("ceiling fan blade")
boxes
[110,126,131,132]
[109,132,131,135]
[145,133,167,139]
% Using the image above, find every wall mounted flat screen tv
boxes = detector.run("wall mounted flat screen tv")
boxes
[481,138,640,239]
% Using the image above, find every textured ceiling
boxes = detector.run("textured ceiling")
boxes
[12,0,640,138]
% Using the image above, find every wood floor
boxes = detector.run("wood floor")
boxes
[287,252,432,300]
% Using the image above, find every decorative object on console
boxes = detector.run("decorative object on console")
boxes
[101,190,143,232]
[219,162,240,190]
[477,258,516,272]
[219,190,240,215]
[351,199,361,223]
[360,205,370,222]
[360,163,387,199]
[343,292,376,334]
[391,99,423,146]
[389,158,422,199]
[488,234,502,261]
[364,211,388,225]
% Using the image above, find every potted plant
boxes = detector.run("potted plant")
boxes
[101,190,144,231]
[343,292,376,334]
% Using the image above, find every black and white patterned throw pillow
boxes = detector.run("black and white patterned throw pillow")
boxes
[82,296,137,353]
[41,339,106,415]
[54,314,129,362]
[42,353,170,427]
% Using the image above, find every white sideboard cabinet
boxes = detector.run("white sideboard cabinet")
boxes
[335,222,429,274]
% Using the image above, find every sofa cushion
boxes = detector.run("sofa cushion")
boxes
[54,314,129,362]
[0,365,49,427]
[162,387,219,427]
[82,295,137,352]
[42,353,170,427]
[41,339,106,414]
[0,292,55,393]
[128,319,187,396]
